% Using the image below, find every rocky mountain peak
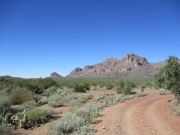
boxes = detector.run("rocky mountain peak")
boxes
[70,68,83,74]
[50,72,62,79]
[67,53,157,79]
[123,53,149,66]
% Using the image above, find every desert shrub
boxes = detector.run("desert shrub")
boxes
[23,108,51,128]
[51,112,84,135]
[56,87,73,96]
[69,95,93,106]
[10,105,25,113]
[136,91,147,97]
[176,109,180,116]
[90,85,97,90]
[115,82,124,93]
[158,88,169,95]
[15,78,57,94]
[74,125,95,135]
[173,99,180,116]
[96,94,115,107]
[0,96,10,114]
[115,81,136,95]
[74,83,90,93]
[22,100,37,111]
[155,56,180,102]
[10,108,51,129]
[33,94,42,103]
[105,83,114,90]
[96,93,135,108]
[43,86,58,97]
[38,96,48,105]
[113,95,125,104]
[37,78,57,90]
[48,94,64,107]
[140,84,146,92]
[75,104,99,124]
[51,104,99,135]
[121,81,135,95]
[10,88,33,105]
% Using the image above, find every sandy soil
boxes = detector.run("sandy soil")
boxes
[95,91,180,135]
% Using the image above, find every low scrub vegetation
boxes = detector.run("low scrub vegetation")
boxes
[158,88,169,95]
[73,82,90,92]
[10,88,33,105]
[11,108,52,129]
[50,104,99,135]
[0,75,154,134]
[48,94,65,107]
[96,93,135,108]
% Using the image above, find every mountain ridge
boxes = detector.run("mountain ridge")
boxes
[65,53,169,79]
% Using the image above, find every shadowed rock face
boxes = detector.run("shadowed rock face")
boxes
[123,53,149,66]
[66,53,171,79]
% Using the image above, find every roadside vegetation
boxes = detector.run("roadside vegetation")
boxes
[1,70,170,135]
[155,56,180,115]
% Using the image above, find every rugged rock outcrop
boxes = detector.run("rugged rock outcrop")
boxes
[66,53,166,79]
[123,53,149,66]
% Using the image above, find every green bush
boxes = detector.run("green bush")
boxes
[44,86,57,97]
[10,105,25,113]
[56,87,73,96]
[15,78,57,94]
[38,96,48,105]
[22,100,37,111]
[115,82,124,94]
[105,83,114,90]
[48,94,64,107]
[96,94,114,107]
[155,56,180,102]
[51,112,84,135]
[0,96,10,114]
[69,95,93,106]
[115,81,136,95]
[74,125,95,135]
[22,108,52,129]
[51,104,100,135]
[140,84,146,92]
[158,88,169,95]
[10,88,33,105]
[74,83,90,93]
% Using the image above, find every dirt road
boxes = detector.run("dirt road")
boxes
[96,92,180,135]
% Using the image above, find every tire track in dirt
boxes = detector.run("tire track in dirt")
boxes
[95,93,180,135]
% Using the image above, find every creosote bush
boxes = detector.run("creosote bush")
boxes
[10,88,33,105]
[115,81,136,95]
[73,83,90,93]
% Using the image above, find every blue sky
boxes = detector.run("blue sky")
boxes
[0,0,180,77]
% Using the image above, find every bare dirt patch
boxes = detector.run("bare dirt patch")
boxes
[95,90,180,135]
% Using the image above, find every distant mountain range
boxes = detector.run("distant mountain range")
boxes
[51,53,175,80]
[1,53,178,80]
